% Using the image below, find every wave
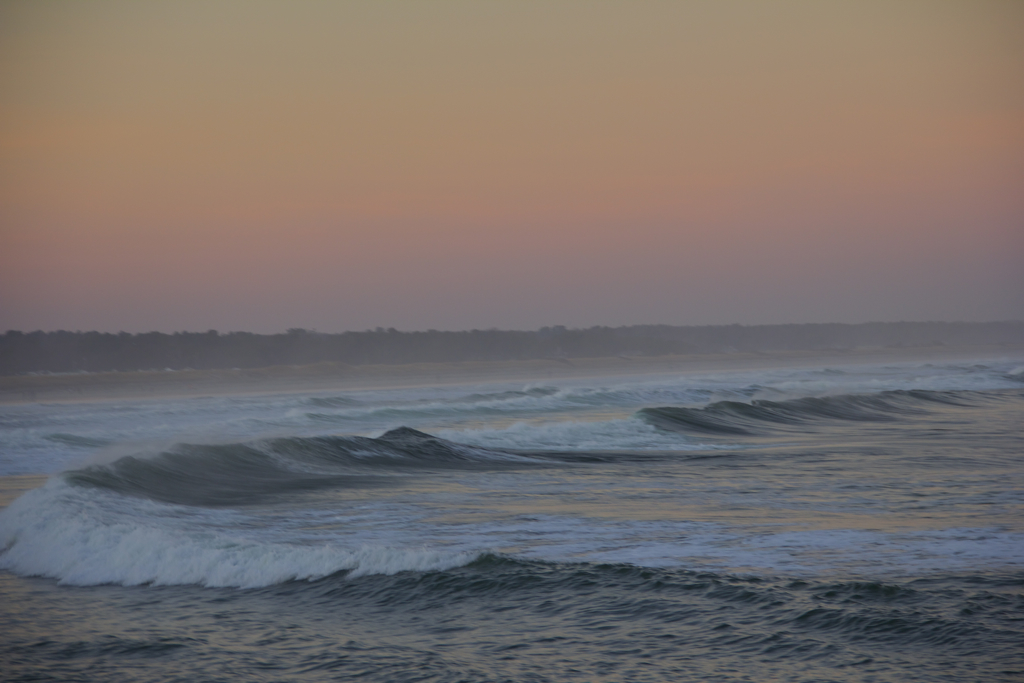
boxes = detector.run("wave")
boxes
[0,480,480,587]
[303,386,560,411]
[296,383,713,424]
[435,417,715,452]
[638,389,994,437]
[292,362,1024,429]
[304,395,363,408]
[44,433,112,449]
[40,388,1022,505]
[3,473,1020,591]
[62,427,539,506]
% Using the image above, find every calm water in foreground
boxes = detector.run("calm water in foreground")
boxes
[2,357,1022,681]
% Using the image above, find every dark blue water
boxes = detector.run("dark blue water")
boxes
[3,560,1022,682]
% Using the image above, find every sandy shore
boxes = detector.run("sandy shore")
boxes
[1,345,1021,405]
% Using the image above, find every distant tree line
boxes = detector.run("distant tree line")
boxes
[1,322,1021,376]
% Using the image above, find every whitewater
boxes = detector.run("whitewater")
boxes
[1,355,1022,681]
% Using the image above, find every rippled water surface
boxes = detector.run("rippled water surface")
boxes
[2,357,1022,681]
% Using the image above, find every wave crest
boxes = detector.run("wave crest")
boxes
[63,427,534,506]
[0,482,478,587]
[638,389,986,437]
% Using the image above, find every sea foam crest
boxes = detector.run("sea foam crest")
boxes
[299,382,713,424]
[637,389,990,437]
[0,481,478,588]
[436,416,707,451]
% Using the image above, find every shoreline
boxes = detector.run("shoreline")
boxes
[1,344,1021,406]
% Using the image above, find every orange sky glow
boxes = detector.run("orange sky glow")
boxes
[1,0,1022,332]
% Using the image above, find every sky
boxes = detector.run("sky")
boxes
[1,0,1022,333]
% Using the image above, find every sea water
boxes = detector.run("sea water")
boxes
[1,357,1022,681]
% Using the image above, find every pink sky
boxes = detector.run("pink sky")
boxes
[1,0,1022,332]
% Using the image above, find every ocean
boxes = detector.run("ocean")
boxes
[1,356,1022,682]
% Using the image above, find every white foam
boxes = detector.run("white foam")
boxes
[3,355,1021,586]
[296,383,710,425]
[0,481,478,588]
[5,356,1021,476]
[435,416,712,451]
[3,469,1021,586]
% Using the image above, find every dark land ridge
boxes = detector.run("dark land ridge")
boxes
[3,321,1021,377]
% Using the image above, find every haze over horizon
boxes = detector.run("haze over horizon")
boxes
[2,0,1022,334]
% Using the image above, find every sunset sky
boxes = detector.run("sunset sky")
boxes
[1,0,1021,333]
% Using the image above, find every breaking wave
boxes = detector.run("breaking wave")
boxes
[297,383,712,424]
[1,428,516,587]
[61,427,539,506]
[638,389,1006,437]
[0,479,480,588]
